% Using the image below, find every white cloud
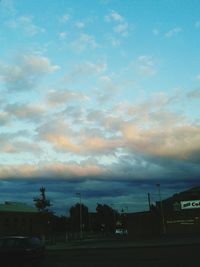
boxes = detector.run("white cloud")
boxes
[74,61,107,75]
[22,54,60,73]
[63,61,107,83]
[0,54,60,91]
[47,89,89,106]
[136,55,157,77]
[113,22,128,36]
[2,141,42,155]
[7,16,45,35]
[5,102,45,122]
[106,35,121,47]
[1,0,16,16]
[105,11,124,22]
[75,21,85,28]
[59,14,70,23]
[165,27,183,38]
[69,33,99,52]
[0,112,10,126]
[99,75,111,82]
[43,134,80,153]
[121,123,200,163]
[58,32,68,40]
[104,10,128,36]
[80,135,122,155]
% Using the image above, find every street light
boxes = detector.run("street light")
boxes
[110,204,116,232]
[156,184,166,235]
[76,192,83,239]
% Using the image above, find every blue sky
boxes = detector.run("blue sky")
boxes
[0,0,200,215]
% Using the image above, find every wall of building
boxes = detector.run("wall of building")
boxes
[0,211,49,237]
[126,211,161,239]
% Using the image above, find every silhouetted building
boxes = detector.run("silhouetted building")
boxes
[0,201,50,237]
[126,211,160,238]
[157,186,200,236]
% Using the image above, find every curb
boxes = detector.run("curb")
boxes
[46,240,200,251]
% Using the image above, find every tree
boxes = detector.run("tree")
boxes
[69,203,89,232]
[33,186,51,212]
[96,203,118,234]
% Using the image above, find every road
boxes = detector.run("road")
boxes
[42,244,199,267]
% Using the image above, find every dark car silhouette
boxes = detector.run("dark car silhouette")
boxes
[0,236,45,266]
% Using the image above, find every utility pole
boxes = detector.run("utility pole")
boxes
[156,184,166,235]
[110,204,116,232]
[147,192,151,211]
[76,192,83,239]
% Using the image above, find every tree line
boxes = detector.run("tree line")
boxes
[33,187,126,235]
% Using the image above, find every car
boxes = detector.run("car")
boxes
[115,228,128,235]
[0,236,45,266]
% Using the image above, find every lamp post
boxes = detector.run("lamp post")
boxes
[76,192,83,239]
[110,204,116,233]
[156,184,166,235]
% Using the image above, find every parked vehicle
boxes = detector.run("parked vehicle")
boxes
[115,228,128,235]
[0,236,45,266]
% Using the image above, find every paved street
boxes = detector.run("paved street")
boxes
[42,244,199,267]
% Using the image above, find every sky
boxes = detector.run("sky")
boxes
[0,0,200,215]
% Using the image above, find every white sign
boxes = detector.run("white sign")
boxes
[181,200,200,209]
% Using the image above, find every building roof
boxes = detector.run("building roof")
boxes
[0,201,38,213]
[162,186,200,204]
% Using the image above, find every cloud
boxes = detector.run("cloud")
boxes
[39,89,200,163]
[72,61,107,75]
[0,111,10,126]
[7,16,45,35]
[75,21,85,29]
[47,89,89,107]
[36,118,73,138]
[107,36,121,47]
[165,27,183,38]
[80,135,122,155]
[187,88,200,98]
[36,111,121,155]
[121,123,200,163]
[127,92,179,116]
[21,54,60,73]
[1,0,17,17]
[93,82,120,104]
[135,55,157,77]
[2,141,42,155]
[0,131,41,155]
[61,105,86,125]
[0,162,104,180]
[0,176,198,215]
[105,10,128,36]
[105,11,124,22]
[69,33,99,52]
[63,61,107,83]
[0,54,60,91]
[5,102,45,122]
[99,75,112,82]
[43,134,80,153]
[113,22,128,36]
[196,74,200,80]
[59,14,70,23]
[58,32,68,40]
[36,117,82,152]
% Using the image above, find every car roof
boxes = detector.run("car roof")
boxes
[0,236,30,240]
